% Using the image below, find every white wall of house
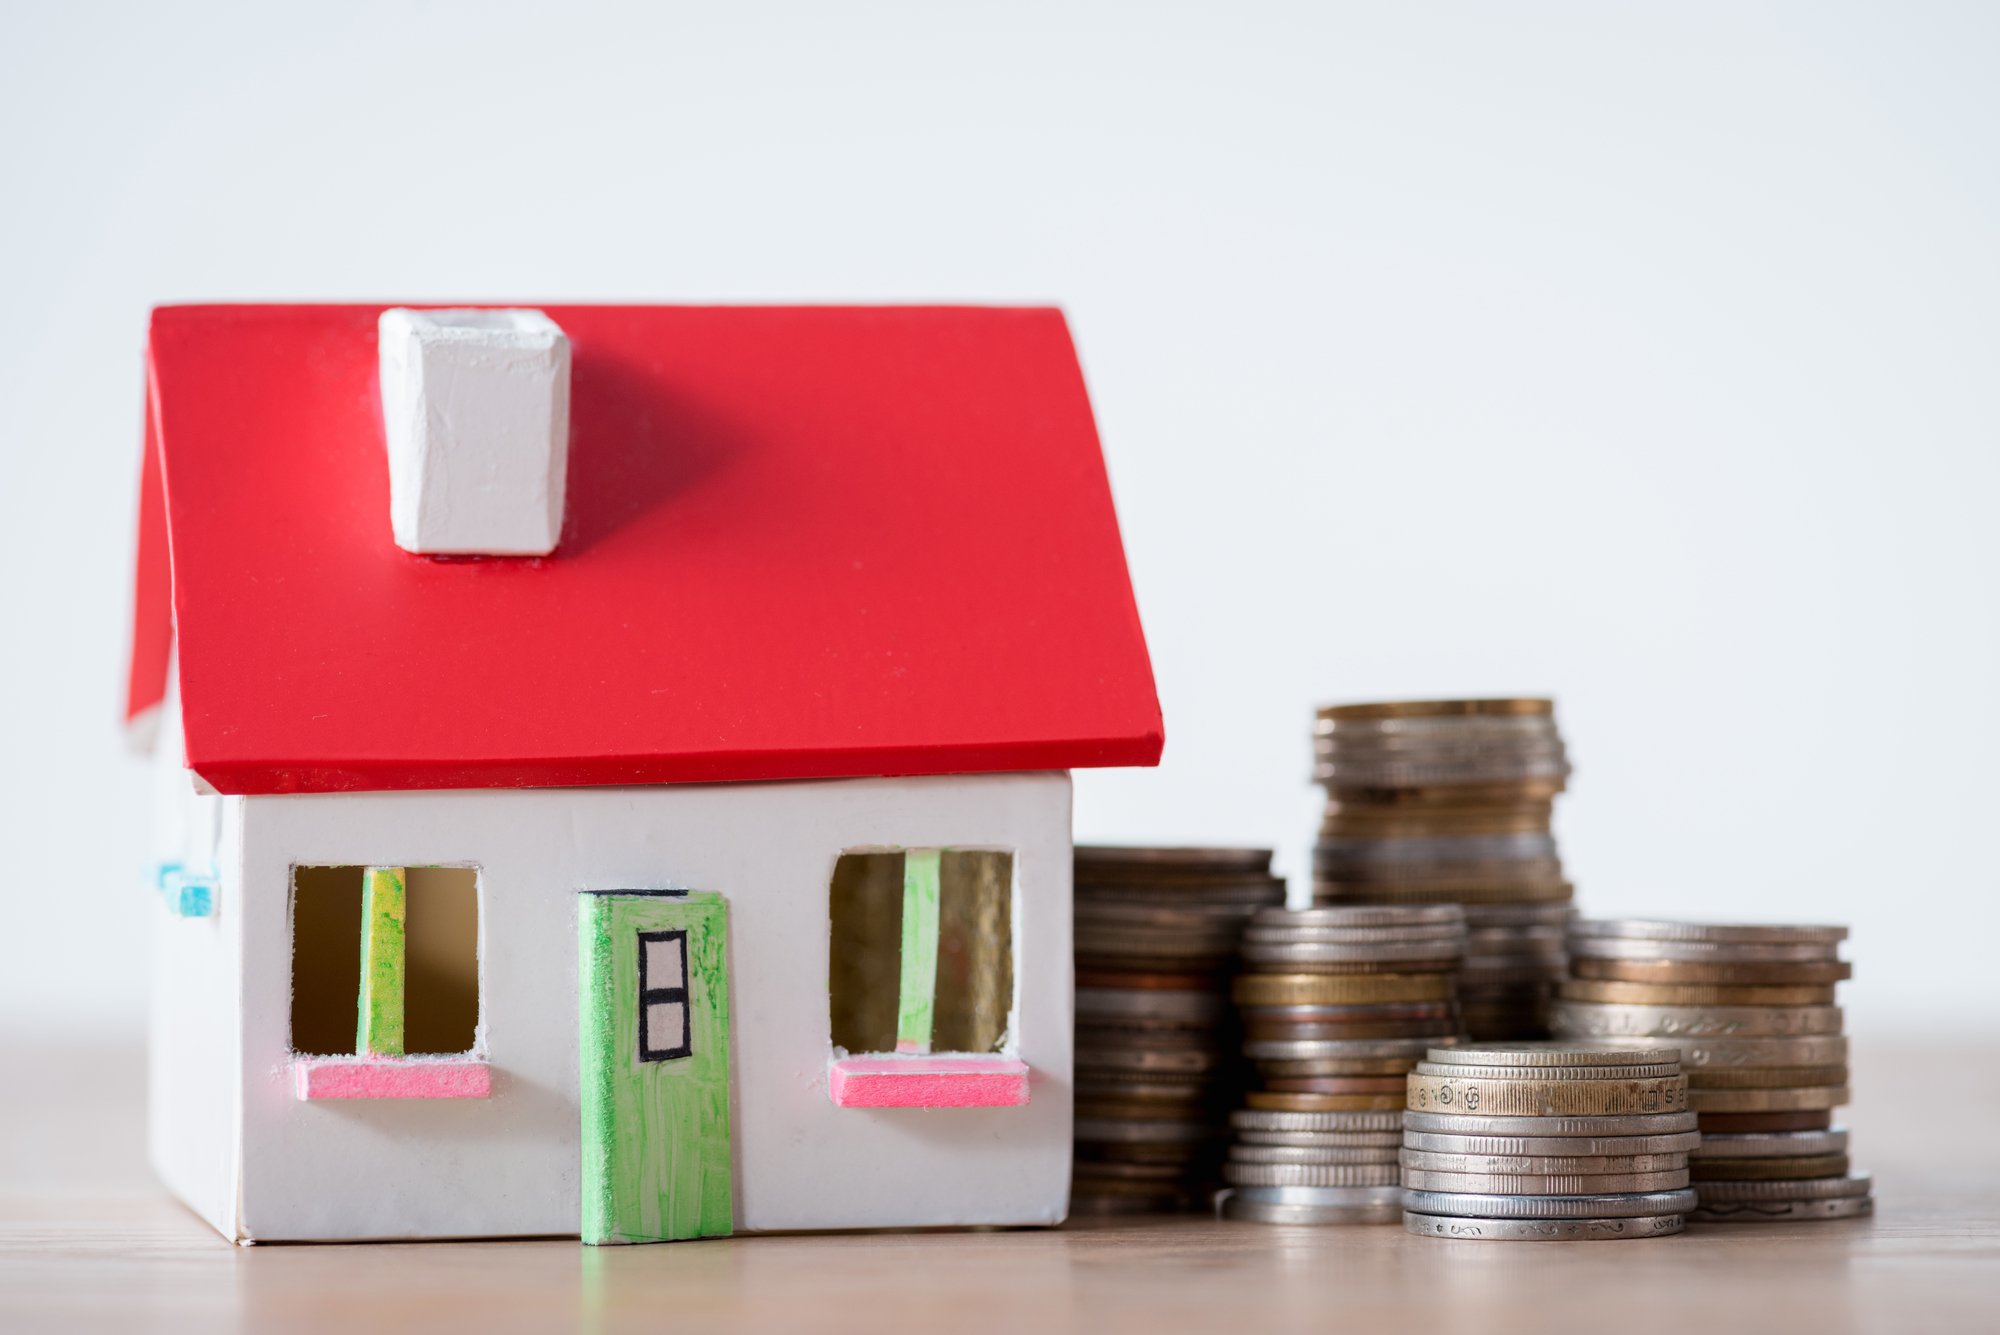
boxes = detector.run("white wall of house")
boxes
[144,684,241,1239]
[212,770,1071,1241]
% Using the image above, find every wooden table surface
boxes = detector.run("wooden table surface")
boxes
[3,1035,1995,1333]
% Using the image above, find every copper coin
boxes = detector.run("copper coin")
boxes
[1244,1020,1466,1042]
[1075,970,1221,991]
[1315,879,1577,904]
[1698,1110,1834,1133]
[1571,958,1853,986]
[1235,1002,1459,1023]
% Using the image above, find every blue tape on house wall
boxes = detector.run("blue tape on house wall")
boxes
[154,862,218,918]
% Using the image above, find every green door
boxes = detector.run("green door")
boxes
[578,891,733,1244]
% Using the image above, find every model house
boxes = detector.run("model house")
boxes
[127,303,1161,1244]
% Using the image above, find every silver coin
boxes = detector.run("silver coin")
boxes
[1690,1127,1850,1159]
[1218,1183,1406,1224]
[1073,1118,1217,1144]
[1222,1198,1402,1224]
[1567,919,1848,946]
[1404,1211,1686,1241]
[1464,903,1576,928]
[1228,1183,1409,1206]
[1688,1195,1874,1222]
[1403,1168,1690,1194]
[1423,1043,1682,1069]
[1399,1150,1689,1175]
[1220,1194,1403,1225]
[1245,1037,1448,1061]
[1231,1144,1402,1166]
[1402,1110,1700,1137]
[1236,1129,1406,1148]
[1250,904,1467,930]
[1402,1129,1703,1157]
[1549,1000,1844,1038]
[1571,1034,1848,1067]
[1223,1161,1401,1188]
[1231,1109,1406,1134]
[1402,1188,1698,1220]
[1414,1060,1682,1082]
[1566,937,1842,963]
[1313,760,1571,787]
[1695,1172,1873,1202]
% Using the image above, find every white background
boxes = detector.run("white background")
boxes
[3,2,1996,1035]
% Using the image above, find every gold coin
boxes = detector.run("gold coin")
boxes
[1405,1073,1688,1117]
[1571,958,1853,986]
[1318,698,1555,721]
[1691,1154,1852,1181]
[1686,1065,1850,1090]
[1245,1091,1407,1112]
[1557,979,1840,1007]
[1232,973,1455,1006]
[1688,1086,1850,1113]
[1320,808,1555,838]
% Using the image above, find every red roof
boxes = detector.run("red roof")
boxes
[130,304,1161,795]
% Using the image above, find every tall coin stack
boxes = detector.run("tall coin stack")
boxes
[1312,699,1576,1040]
[1400,1043,1701,1240]
[1071,847,1286,1214]
[1218,904,1467,1224]
[1552,919,1873,1223]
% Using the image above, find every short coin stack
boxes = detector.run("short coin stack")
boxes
[1311,699,1576,1041]
[1071,847,1286,1213]
[1400,1043,1700,1240]
[1219,904,1467,1224]
[1552,919,1873,1223]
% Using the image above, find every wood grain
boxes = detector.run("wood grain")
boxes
[2,1034,1995,1332]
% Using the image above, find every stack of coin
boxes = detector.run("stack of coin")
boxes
[1551,919,1873,1223]
[1218,904,1467,1223]
[1071,847,1287,1213]
[1311,699,1577,1040]
[1399,1043,1701,1240]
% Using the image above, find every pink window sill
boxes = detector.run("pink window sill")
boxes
[828,1055,1030,1108]
[292,1056,492,1101]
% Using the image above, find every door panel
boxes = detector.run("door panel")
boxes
[579,891,733,1244]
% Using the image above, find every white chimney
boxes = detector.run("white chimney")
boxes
[378,308,571,556]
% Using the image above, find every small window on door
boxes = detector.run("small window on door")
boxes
[638,930,692,1061]
[828,849,1013,1056]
